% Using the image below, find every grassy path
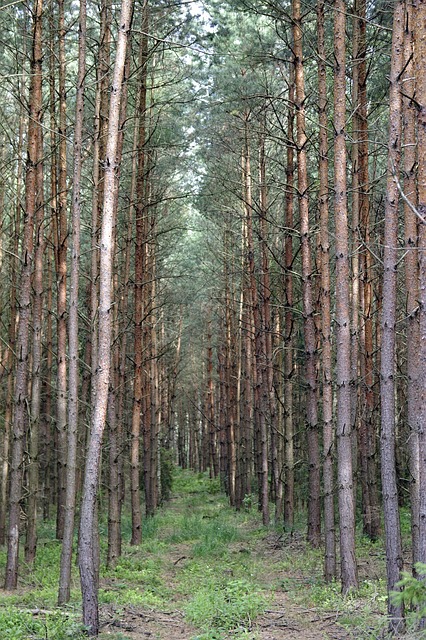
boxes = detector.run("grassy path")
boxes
[0,470,394,639]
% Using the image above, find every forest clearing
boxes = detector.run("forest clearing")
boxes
[0,470,404,639]
[2,0,426,636]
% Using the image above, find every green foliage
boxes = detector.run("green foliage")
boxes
[392,563,426,619]
[185,578,266,638]
[0,607,86,639]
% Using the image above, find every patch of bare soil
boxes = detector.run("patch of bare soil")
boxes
[99,604,198,639]
[254,590,351,640]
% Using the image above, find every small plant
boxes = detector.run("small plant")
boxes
[0,607,86,639]
[185,578,266,637]
[392,562,426,618]
[242,494,252,511]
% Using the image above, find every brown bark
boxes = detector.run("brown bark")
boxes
[0,67,25,545]
[292,0,320,546]
[403,0,420,570]
[58,0,86,602]
[284,65,295,531]
[380,1,405,630]
[130,3,148,541]
[334,0,358,594]
[243,116,269,525]
[5,0,43,590]
[414,0,426,601]
[78,0,133,632]
[317,0,336,582]
[55,0,68,541]
[25,127,45,564]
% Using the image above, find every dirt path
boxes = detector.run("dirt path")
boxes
[98,534,354,640]
[98,590,352,639]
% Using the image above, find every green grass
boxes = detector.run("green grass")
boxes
[0,469,410,639]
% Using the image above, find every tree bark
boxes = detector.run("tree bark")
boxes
[78,0,133,632]
[380,1,405,630]
[5,0,43,590]
[414,0,426,607]
[58,0,86,603]
[292,0,320,547]
[334,0,358,594]
[403,0,420,570]
[317,0,336,582]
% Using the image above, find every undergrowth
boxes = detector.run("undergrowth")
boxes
[0,469,418,639]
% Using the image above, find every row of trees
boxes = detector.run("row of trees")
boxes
[0,0,425,634]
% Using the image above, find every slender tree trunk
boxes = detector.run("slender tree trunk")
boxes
[25,127,45,564]
[0,70,25,545]
[58,0,86,602]
[380,1,405,630]
[55,0,68,541]
[130,2,148,541]
[403,0,420,570]
[243,116,269,525]
[292,0,320,546]
[334,0,358,594]
[284,66,295,531]
[5,0,42,590]
[78,1,133,632]
[317,0,336,582]
[258,128,277,514]
[414,0,426,607]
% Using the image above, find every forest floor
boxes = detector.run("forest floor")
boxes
[0,470,420,639]
[94,471,391,640]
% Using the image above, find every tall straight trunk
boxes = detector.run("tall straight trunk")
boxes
[55,0,68,540]
[90,0,111,445]
[58,0,86,603]
[403,0,419,570]
[107,271,120,566]
[223,237,236,505]
[130,3,148,541]
[258,129,277,511]
[243,117,269,525]
[240,215,252,502]
[354,0,381,543]
[292,0,320,546]
[5,0,42,590]
[45,4,58,521]
[284,66,295,531]
[149,249,160,511]
[25,128,45,564]
[107,50,131,567]
[414,0,426,600]
[317,0,336,582]
[0,69,25,545]
[334,0,358,594]
[380,1,405,630]
[78,1,133,632]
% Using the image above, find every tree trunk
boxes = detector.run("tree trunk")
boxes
[334,0,358,594]
[317,0,336,582]
[380,1,405,630]
[25,126,45,564]
[414,0,426,609]
[292,0,320,546]
[130,2,148,541]
[55,0,68,541]
[403,0,420,570]
[78,0,133,632]
[284,65,295,532]
[5,0,42,590]
[58,0,86,602]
